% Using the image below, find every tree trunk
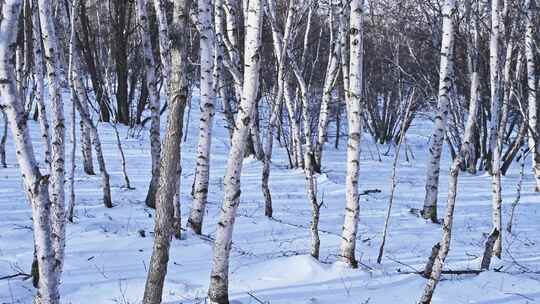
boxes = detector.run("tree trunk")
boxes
[207,0,263,302]
[525,0,540,191]
[489,0,502,258]
[142,1,190,301]
[314,17,341,169]
[421,0,456,223]
[338,0,363,268]
[138,0,162,209]
[1,2,61,302]
[188,0,215,234]
[80,98,96,175]
[419,154,463,303]
[462,0,480,174]
[38,0,67,282]
[0,110,7,168]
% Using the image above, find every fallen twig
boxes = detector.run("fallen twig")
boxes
[0,272,32,281]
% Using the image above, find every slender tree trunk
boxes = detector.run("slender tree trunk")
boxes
[338,0,363,268]
[66,0,80,223]
[31,6,52,170]
[294,62,320,260]
[80,115,95,175]
[377,97,413,264]
[486,0,502,173]
[525,0,540,191]
[71,47,114,209]
[421,0,456,223]
[314,17,341,169]
[418,155,462,304]
[1,2,60,302]
[207,0,263,302]
[138,0,162,209]
[38,0,67,282]
[142,1,190,301]
[0,110,7,168]
[188,0,215,234]
[489,0,502,258]
[462,0,480,174]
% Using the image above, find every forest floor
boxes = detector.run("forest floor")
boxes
[1,93,540,303]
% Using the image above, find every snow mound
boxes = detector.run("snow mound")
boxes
[234,255,339,290]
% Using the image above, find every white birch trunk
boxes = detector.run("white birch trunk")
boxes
[292,57,321,259]
[489,0,502,257]
[31,5,52,170]
[418,156,462,303]
[37,0,66,282]
[213,0,236,138]
[462,0,480,174]
[487,0,502,170]
[207,0,263,301]
[1,2,60,302]
[66,0,80,223]
[338,0,363,268]
[314,27,341,169]
[525,0,540,192]
[188,0,215,234]
[421,0,456,222]
[138,0,162,209]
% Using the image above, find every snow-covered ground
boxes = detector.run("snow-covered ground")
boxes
[1,94,540,303]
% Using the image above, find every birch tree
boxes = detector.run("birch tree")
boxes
[314,5,342,169]
[207,0,263,301]
[143,0,190,300]
[37,0,67,282]
[489,0,502,258]
[138,0,163,209]
[31,4,52,170]
[338,0,364,268]
[525,0,540,192]
[1,1,62,302]
[462,0,481,174]
[188,0,215,234]
[421,0,456,223]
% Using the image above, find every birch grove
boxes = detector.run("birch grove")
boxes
[1,0,540,303]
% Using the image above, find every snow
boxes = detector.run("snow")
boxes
[1,95,540,303]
